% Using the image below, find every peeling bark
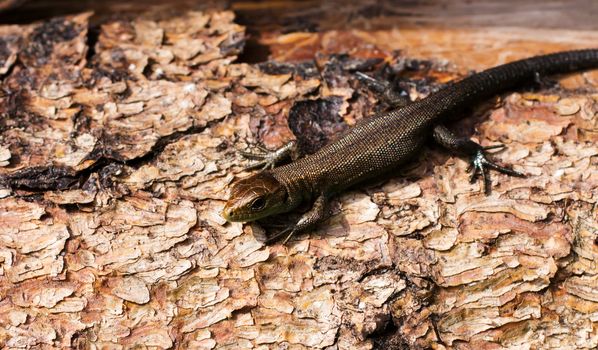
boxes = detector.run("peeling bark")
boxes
[0,7,597,350]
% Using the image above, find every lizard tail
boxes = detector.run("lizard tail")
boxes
[428,48,598,121]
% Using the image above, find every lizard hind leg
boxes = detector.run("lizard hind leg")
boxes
[433,124,525,194]
[238,140,300,171]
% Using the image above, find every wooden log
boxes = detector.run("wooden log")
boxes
[0,4,597,349]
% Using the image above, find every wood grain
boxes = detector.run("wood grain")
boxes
[0,3,597,349]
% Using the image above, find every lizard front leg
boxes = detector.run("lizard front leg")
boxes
[355,71,411,109]
[265,193,330,244]
[239,140,301,171]
[432,124,525,193]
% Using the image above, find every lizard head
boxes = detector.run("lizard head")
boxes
[222,172,289,222]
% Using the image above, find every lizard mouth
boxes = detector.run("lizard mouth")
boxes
[221,205,257,222]
[221,206,242,222]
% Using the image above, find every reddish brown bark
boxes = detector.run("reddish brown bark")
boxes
[0,4,597,349]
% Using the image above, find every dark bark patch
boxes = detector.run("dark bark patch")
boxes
[20,17,80,67]
[288,97,346,154]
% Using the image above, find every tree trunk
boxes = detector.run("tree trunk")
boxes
[0,2,597,349]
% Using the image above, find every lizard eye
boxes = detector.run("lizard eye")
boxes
[250,197,266,211]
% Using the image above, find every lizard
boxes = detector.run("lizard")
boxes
[221,49,598,244]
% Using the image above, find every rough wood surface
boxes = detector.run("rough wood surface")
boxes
[0,6,597,350]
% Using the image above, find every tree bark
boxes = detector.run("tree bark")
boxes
[0,3,597,349]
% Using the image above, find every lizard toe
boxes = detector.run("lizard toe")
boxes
[468,148,526,193]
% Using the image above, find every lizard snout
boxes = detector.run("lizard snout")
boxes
[221,206,234,221]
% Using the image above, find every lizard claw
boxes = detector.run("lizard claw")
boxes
[355,71,411,108]
[467,146,525,194]
[262,193,328,245]
[355,71,389,94]
[264,225,297,245]
[238,145,278,171]
[483,143,506,151]
[238,140,299,172]
[239,152,276,171]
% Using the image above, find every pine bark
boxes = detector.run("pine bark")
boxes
[0,3,597,349]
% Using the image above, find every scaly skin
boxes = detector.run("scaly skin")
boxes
[223,49,598,243]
